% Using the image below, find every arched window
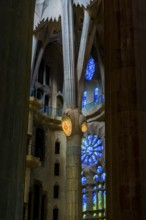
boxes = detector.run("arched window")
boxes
[82,91,87,108]
[94,87,99,104]
[55,141,60,154]
[85,57,95,80]
[81,134,106,219]
[53,185,59,198]
[53,208,58,220]
[54,163,60,176]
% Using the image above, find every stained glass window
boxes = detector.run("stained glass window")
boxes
[82,194,87,211]
[82,91,87,108]
[81,134,106,220]
[93,192,97,210]
[85,57,95,80]
[81,135,104,166]
[94,87,99,103]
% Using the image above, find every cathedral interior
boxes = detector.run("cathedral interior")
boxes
[0,0,146,220]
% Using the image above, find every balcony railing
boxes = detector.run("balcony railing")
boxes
[82,94,104,115]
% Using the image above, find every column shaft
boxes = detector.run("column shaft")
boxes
[105,0,146,219]
[0,1,35,219]
[66,135,82,220]
[61,1,76,108]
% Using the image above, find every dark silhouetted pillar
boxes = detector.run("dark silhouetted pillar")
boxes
[105,1,146,220]
[0,1,35,219]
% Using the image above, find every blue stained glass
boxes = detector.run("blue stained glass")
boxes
[82,91,87,108]
[101,173,106,181]
[82,176,87,184]
[86,147,93,156]
[81,135,104,167]
[85,57,95,80]
[81,145,87,150]
[93,192,97,210]
[83,157,88,165]
[97,152,102,158]
[94,151,102,158]
[81,154,86,162]
[97,145,104,151]
[93,174,99,182]
[83,194,87,204]
[97,139,102,145]
[97,165,103,173]
[91,155,98,163]
[94,88,99,103]
[103,191,106,209]
[88,135,92,145]
[92,136,98,145]
[88,158,92,166]
[82,194,87,211]
[83,138,88,146]
[82,188,87,193]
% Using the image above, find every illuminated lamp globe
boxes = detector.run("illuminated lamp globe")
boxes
[81,121,87,133]
[61,116,72,136]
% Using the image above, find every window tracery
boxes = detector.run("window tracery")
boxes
[81,135,106,220]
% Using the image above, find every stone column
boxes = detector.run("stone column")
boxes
[0,1,35,220]
[66,134,82,220]
[61,0,76,108]
[63,109,85,220]
[64,115,84,220]
[105,1,146,220]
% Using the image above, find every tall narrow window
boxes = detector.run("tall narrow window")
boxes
[33,183,42,220]
[94,87,99,104]
[54,163,60,176]
[41,194,47,220]
[45,65,50,86]
[53,185,59,198]
[81,135,106,219]
[55,141,60,154]
[53,208,58,220]
[85,57,95,80]
[44,95,49,112]
[82,91,87,108]
[35,128,45,162]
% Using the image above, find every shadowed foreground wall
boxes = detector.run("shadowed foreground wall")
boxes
[0,1,35,219]
[105,1,146,220]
